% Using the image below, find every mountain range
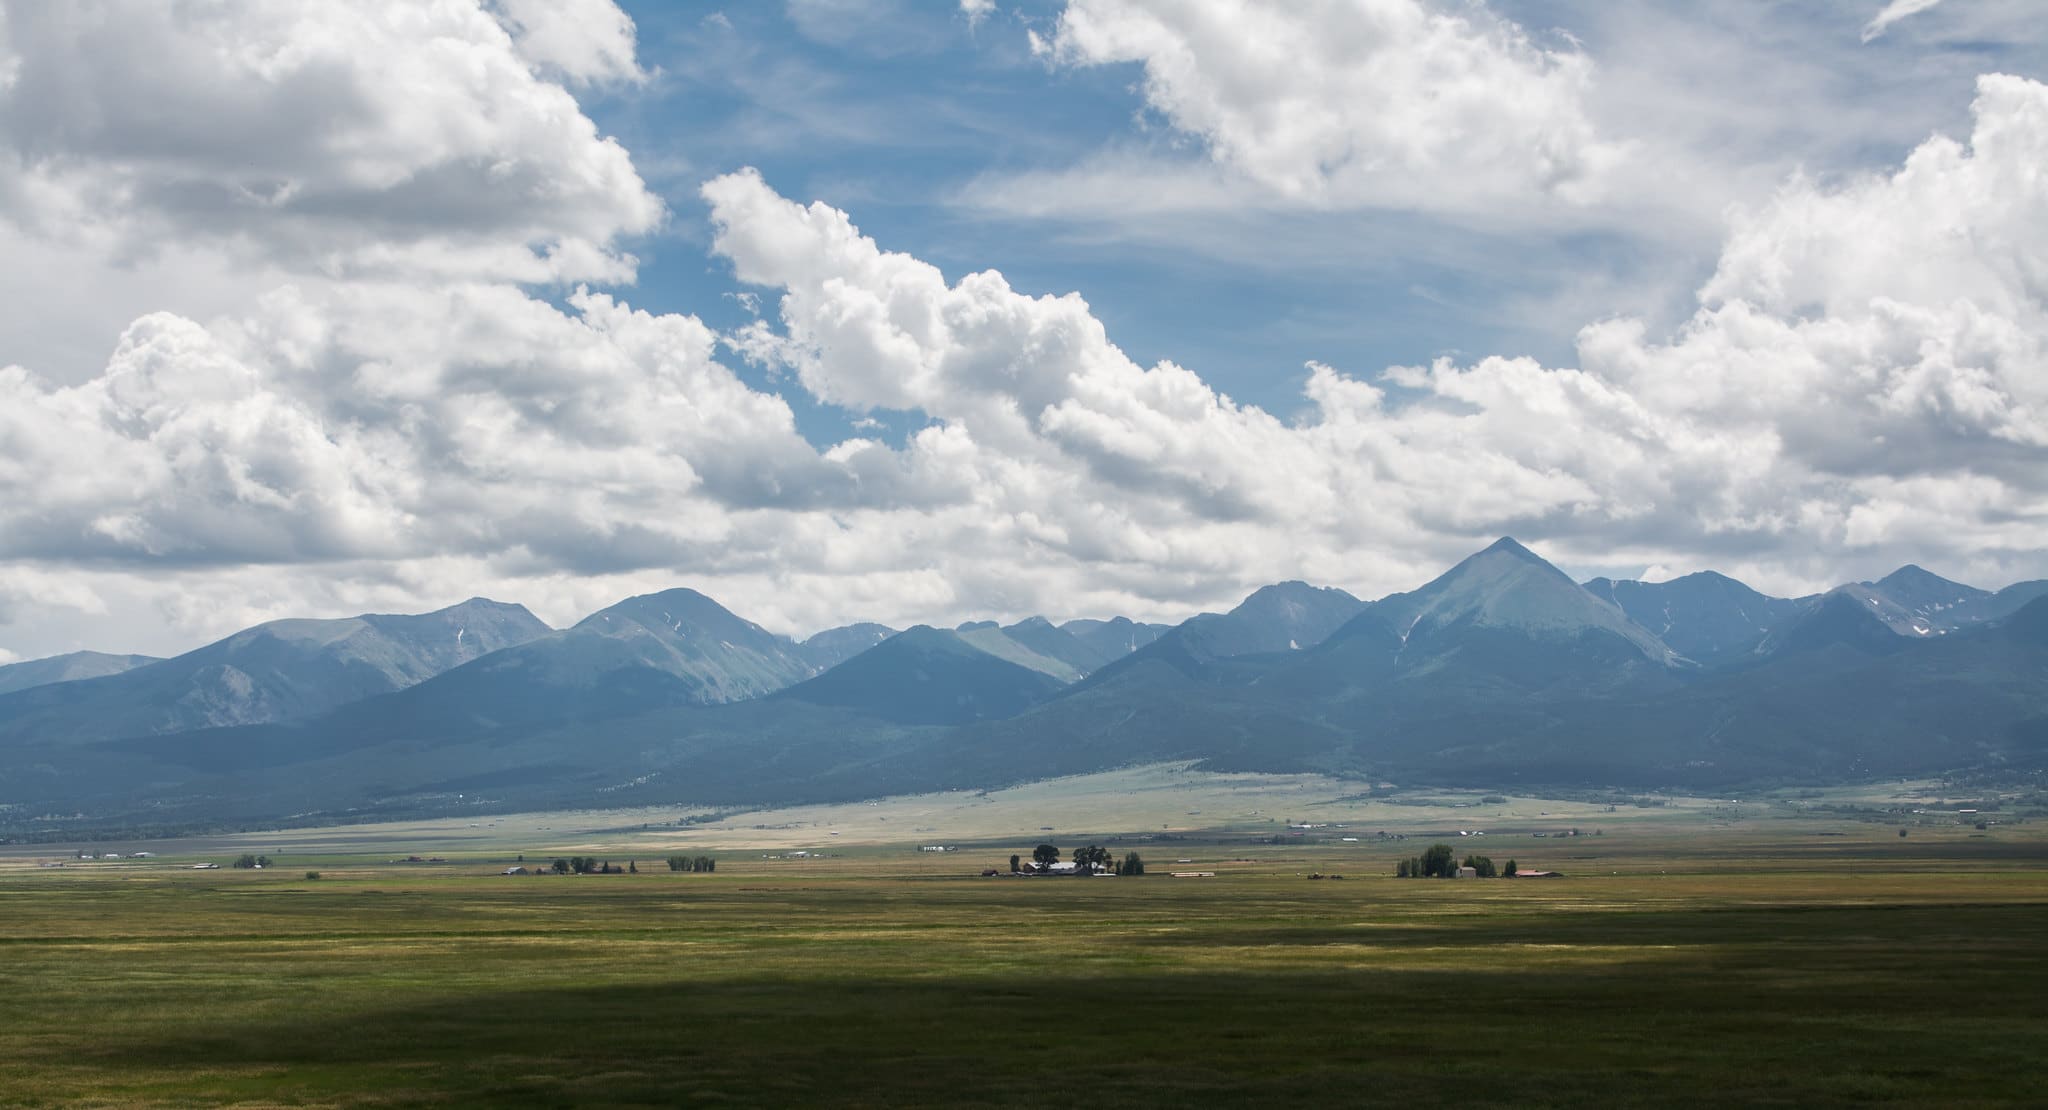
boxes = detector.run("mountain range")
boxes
[4,539,2046,833]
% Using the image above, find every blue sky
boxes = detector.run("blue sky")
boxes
[1,0,2046,658]
[591,0,2033,444]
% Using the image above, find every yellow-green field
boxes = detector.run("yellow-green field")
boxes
[2,768,2043,1107]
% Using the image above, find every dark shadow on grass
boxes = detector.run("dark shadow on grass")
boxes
[82,948,2048,1109]
[1126,899,2048,953]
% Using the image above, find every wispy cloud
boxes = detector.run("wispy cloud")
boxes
[1862,0,1945,42]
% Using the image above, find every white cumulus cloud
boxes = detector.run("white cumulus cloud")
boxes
[495,0,648,85]
[0,0,661,284]
[704,71,2048,604]
[1036,0,1627,212]
[2,0,2046,662]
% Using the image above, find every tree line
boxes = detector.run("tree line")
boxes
[552,857,632,874]
[1007,844,1144,875]
[1394,844,1513,878]
[666,855,716,872]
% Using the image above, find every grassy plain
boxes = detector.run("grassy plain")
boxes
[2,766,2044,1107]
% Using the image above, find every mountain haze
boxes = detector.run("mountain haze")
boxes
[777,626,1067,725]
[1058,617,1170,662]
[0,599,549,745]
[10,539,2048,832]
[0,651,161,696]
[1583,571,1802,665]
[310,588,820,741]
[796,623,897,670]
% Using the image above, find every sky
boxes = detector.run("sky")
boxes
[1,0,2046,660]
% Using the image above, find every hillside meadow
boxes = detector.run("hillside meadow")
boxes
[2,771,2044,1107]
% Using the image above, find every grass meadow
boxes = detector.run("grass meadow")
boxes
[2,777,2044,1107]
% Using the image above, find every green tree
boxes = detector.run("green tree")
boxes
[1396,858,1411,878]
[1462,854,1497,878]
[552,858,571,874]
[628,860,637,874]
[1009,854,1021,874]
[1420,843,1455,878]
[1504,859,1518,877]
[1032,843,1059,871]
[1121,851,1145,876]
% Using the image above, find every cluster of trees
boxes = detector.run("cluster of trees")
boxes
[1393,845,1503,878]
[552,857,628,874]
[666,855,716,872]
[1009,844,1145,875]
[230,854,270,869]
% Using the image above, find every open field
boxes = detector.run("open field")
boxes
[3,769,2046,1107]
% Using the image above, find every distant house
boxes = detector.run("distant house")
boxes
[1170,871,1215,878]
[1509,870,1562,879]
[192,863,220,870]
[1454,866,1478,879]
[503,866,528,875]
[1044,861,1079,873]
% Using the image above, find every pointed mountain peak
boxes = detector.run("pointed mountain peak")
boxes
[1869,564,1985,600]
[1767,588,1908,656]
[1437,536,1574,586]
[1482,536,1544,561]
[571,587,781,649]
[1373,537,1674,663]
